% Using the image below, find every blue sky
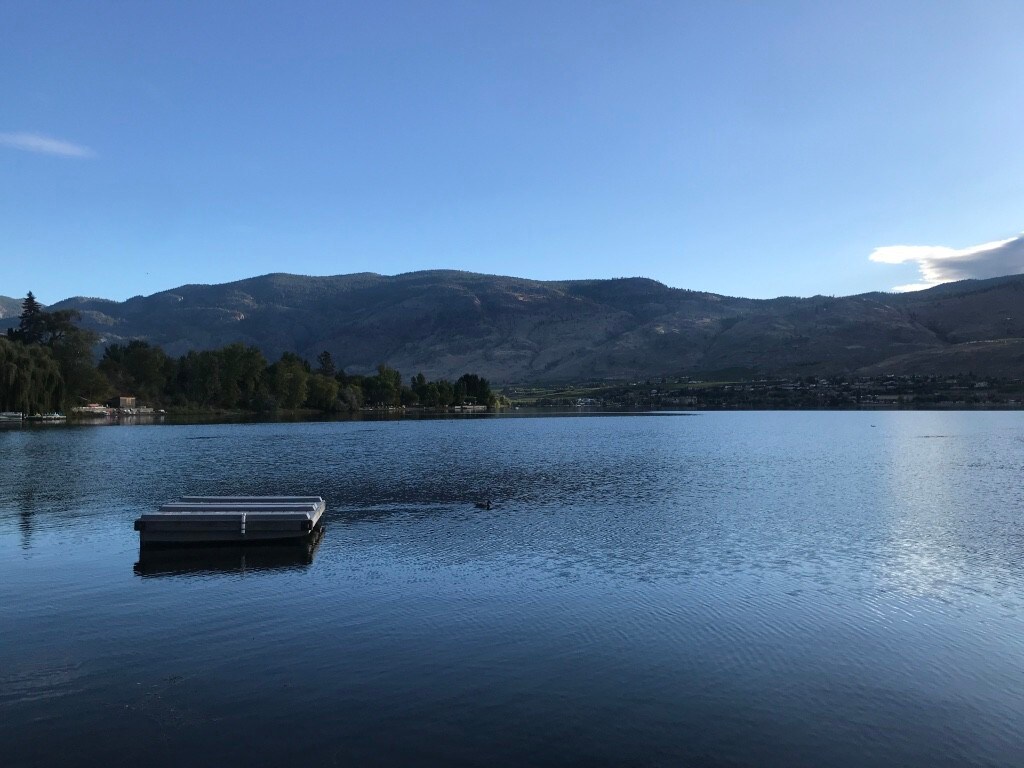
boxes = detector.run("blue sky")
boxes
[3,0,1023,304]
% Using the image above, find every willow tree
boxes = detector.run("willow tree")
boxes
[0,338,64,413]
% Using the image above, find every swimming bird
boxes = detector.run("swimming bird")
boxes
[474,499,492,510]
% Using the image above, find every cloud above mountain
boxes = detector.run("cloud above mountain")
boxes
[870,233,1024,292]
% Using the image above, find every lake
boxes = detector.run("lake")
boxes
[2,412,1023,767]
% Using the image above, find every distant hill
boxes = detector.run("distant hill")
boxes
[0,295,23,320]
[5,271,1024,381]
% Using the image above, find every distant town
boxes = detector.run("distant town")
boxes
[510,375,1024,410]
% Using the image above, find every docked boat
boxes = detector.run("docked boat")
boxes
[134,495,326,544]
[71,404,113,417]
[0,411,23,421]
[26,412,66,421]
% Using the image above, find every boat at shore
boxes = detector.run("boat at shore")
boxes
[0,411,24,421]
[25,413,66,422]
[71,404,113,417]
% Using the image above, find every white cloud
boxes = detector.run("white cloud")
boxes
[869,233,1024,292]
[0,131,95,158]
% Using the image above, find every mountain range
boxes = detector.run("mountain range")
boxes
[4,270,1024,382]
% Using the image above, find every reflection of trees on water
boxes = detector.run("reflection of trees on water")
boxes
[3,429,102,551]
[16,451,39,550]
[18,497,35,550]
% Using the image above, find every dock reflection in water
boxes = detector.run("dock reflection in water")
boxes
[134,526,325,576]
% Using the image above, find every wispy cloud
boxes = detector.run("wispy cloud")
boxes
[869,233,1024,292]
[0,131,95,158]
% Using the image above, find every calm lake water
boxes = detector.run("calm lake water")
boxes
[2,412,1024,767]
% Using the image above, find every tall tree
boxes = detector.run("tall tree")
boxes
[316,350,337,377]
[40,310,107,406]
[13,291,44,344]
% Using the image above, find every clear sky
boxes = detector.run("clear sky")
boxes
[3,0,1023,304]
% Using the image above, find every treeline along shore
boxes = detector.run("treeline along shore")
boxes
[1,293,496,415]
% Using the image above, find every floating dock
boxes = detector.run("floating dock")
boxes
[134,496,326,544]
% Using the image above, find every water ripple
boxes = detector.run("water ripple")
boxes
[3,412,1024,766]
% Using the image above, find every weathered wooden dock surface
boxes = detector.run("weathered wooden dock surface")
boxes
[135,495,326,544]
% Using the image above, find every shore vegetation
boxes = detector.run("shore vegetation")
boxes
[2,293,496,415]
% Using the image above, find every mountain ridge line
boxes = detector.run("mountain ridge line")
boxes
[4,270,1024,382]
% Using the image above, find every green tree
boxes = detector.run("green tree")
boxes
[435,379,454,407]
[411,372,426,389]
[0,337,64,413]
[236,344,268,407]
[16,291,44,344]
[421,382,441,407]
[6,297,108,408]
[176,350,222,406]
[306,374,340,411]
[456,373,494,406]
[268,352,309,409]
[100,340,173,403]
[363,364,402,406]
[338,383,364,411]
[38,308,106,407]
[316,350,336,377]
[214,343,266,408]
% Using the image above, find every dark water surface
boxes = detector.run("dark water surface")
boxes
[2,412,1024,767]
